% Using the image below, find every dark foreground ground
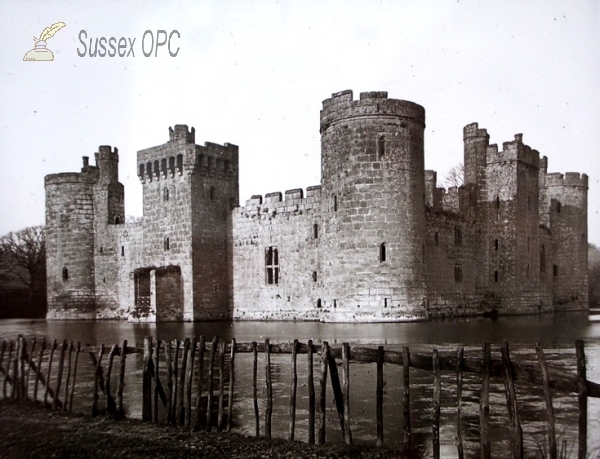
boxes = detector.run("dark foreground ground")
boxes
[0,400,400,459]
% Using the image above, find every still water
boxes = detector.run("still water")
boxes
[1,313,599,458]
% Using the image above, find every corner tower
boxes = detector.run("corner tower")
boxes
[319,90,428,321]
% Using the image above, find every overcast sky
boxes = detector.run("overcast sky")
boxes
[0,0,598,244]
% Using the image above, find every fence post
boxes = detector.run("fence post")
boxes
[227,338,236,433]
[318,341,329,445]
[376,345,384,448]
[178,338,190,425]
[402,346,411,456]
[142,336,153,421]
[25,337,36,400]
[265,338,272,438]
[432,348,441,459]
[480,342,491,459]
[217,339,225,431]
[91,344,104,416]
[63,341,73,412]
[456,346,465,459]
[69,342,80,412]
[308,339,315,445]
[576,340,587,459]
[53,339,67,410]
[44,339,57,406]
[0,341,6,399]
[206,336,217,432]
[535,344,557,459]
[288,339,298,441]
[185,337,196,429]
[153,339,161,423]
[193,336,205,431]
[115,340,125,416]
[252,341,259,437]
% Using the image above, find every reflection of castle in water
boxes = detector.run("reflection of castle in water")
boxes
[44,90,589,322]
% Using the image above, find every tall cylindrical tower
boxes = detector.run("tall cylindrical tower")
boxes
[320,90,428,321]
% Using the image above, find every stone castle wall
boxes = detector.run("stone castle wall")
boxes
[45,90,590,322]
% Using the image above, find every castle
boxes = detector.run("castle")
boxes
[45,90,589,322]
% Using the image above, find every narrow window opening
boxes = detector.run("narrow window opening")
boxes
[139,164,145,178]
[164,236,170,251]
[526,263,530,278]
[333,299,337,308]
[312,271,317,282]
[176,154,183,175]
[316,298,322,308]
[168,156,175,176]
[164,187,169,201]
[454,227,462,245]
[434,232,439,246]
[494,270,499,282]
[528,195,531,211]
[313,223,319,239]
[210,186,215,201]
[379,243,387,262]
[553,264,558,277]
[556,202,561,213]
[153,160,160,179]
[114,216,121,224]
[384,298,388,308]
[494,239,498,251]
[332,194,337,212]
[121,246,125,257]
[454,264,463,282]
[496,196,500,209]
[62,267,69,282]
[377,135,385,158]
[540,244,546,273]
[100,246,103,253]
[265,247,279,285]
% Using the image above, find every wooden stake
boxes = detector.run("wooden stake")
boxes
[206,336,217,432]
[227,338,236,432]
[104,344,117,415]
[342,342,352,445]
[328,347,345,434]
[13,336,21,399]
[25,337,36,400]
[480,342,491,459]
[402,346,411,456]
[456,346,465,459]
[432,348,441,459]
[185,337,196,429]
[576,340,587,459]
[265,338,272,439]
[34,338,45,403]
[69,342,80,412]
[318,341,329,445]
[0,341,6,398]
[91,344,104,416]
[142,337,153,421]
[153,339,161,423]
[19,337,26,399]
[501,341,523,459]
[252,341,259,437]
[217,340,226,431]
[307,339,315,445]
[535,344,557,459]
[166,340,173,423]
[178,338,190,425]
[44,339,57,407]
[193,336,205,431]
[288,339,298,441]
[376,345,384,448]
[115,340,125,416]
[2,341,12,399]
[53,339,67,410]
[171,340,180,423]
[62,342,73,411]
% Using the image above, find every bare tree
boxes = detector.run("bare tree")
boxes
[0,225,46,310]
[443,162,464,189]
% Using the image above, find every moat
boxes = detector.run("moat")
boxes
[1,313,599,457]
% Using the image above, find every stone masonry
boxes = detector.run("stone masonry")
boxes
[45,90,589,322]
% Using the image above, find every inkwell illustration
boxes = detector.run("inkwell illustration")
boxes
[23,22,66,61]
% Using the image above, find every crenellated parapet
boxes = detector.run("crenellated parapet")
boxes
[239,185,321,218]
[137,125,238,184]
[545,172,589,188]
[486,134,540,169]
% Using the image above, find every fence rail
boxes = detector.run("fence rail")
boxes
[0,335,599,459]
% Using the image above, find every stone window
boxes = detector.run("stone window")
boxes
[169,156,175,176]
[313,223,318,239]
[317,299,322,308]
[434,232,439,246]
[100,246,103,253]
[495,196,500,209]
[210,186,215,201]
[115,216,121,224]
[333,299,337,308]
[312,271,317,282]
[553,264,558,277]
[454,227,462,245]
[121,246,125,257]
[494,270,498,282]
[139,164,145,177]
[454,264,463,282]
[494,239,498,251]
[377,135,385,158]
[265,247,279,285]
[164,236,170,251]
[62,266,69,282]
[164,187,169,202]
[556,202,561,213]
[176,154,183,175]
[526,263,530,278]
[540,244,546,273]
[146,162,152,181]
[153,160,160,179]
[332,194,338,212]
[379,243,387,262]
[384,298,388,308]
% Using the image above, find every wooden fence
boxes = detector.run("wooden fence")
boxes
[0,335,599,459]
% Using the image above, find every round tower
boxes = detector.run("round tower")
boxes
[45,160,98,319]
[319,90,428,321]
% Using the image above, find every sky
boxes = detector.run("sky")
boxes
[0,0,599,244]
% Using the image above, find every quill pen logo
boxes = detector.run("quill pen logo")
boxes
[23,22,66,61]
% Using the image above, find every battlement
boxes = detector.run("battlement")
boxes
[320,89,425,131]
[486,133,540,168]
[463,122,489,140]
[545,172,589,188]
[169,125,195,144]
[138,126,238,183]
[241,186,322,216]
